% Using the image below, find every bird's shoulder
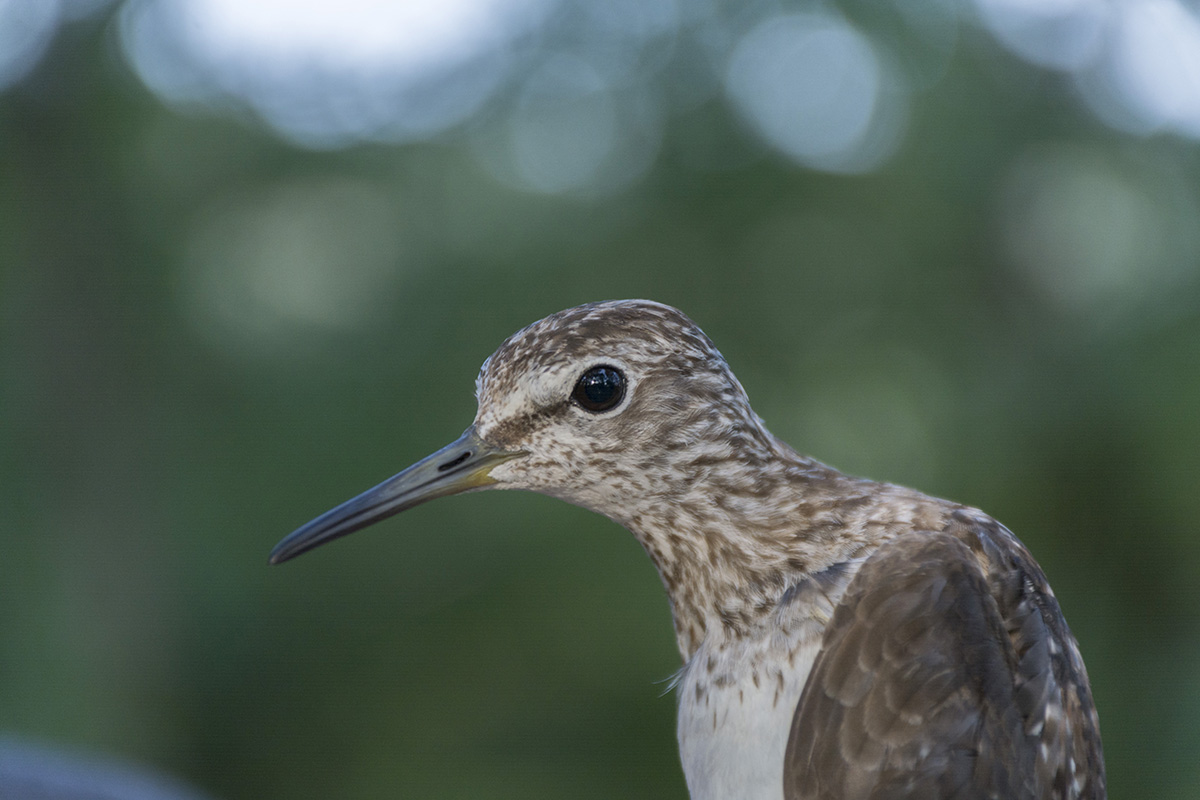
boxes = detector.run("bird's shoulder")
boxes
[782,502,1105,800]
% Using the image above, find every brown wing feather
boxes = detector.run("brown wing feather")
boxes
[783,516,1105,800]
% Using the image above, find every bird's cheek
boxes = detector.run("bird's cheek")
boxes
[485,457,531,487]
[485,451,573,491]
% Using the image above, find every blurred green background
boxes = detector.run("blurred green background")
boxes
[2,0,1199,797]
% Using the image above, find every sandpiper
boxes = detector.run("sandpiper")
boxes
[271,300,1105,800]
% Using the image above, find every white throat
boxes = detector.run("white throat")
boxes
[676,632,819,800]
[673,559,864,799]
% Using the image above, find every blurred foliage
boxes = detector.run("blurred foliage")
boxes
[3,4,1200,800]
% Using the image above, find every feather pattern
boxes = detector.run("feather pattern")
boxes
[280,300,1106,800]
[476,301,1105,799]
[783,512,1104,799]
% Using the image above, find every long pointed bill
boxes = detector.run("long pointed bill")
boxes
[269,426,523,565]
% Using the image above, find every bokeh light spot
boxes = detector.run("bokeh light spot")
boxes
[724,13,904,173]
[508,57,618,194]
[1103,0,1200,137]
[974,0,1108,71]
[998,144,1198,316]
[119,0,553,148]
[978,0,1200,141]
[0,0,61,90]
[182,178,406,356]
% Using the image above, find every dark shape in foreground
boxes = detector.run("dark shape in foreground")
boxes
[0,736,217,800]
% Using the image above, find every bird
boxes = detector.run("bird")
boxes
[270,300,1106,800]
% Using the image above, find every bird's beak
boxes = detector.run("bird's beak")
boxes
[269,426,523,565]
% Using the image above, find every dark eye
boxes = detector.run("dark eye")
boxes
[572,365,626,413]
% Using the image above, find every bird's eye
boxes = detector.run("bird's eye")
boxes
[572,365,626,413]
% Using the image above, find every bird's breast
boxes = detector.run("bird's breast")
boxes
[677,629,820,800]
[675,559,863,800]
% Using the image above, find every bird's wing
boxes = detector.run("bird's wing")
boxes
[782,516,1105,800]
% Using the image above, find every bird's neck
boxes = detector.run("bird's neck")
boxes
[615,431,879,662]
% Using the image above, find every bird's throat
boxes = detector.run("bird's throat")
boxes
[615,447,874,661]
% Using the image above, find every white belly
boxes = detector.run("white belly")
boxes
[676,635,821,800]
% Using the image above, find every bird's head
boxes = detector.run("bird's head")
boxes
[269,300,759,564]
